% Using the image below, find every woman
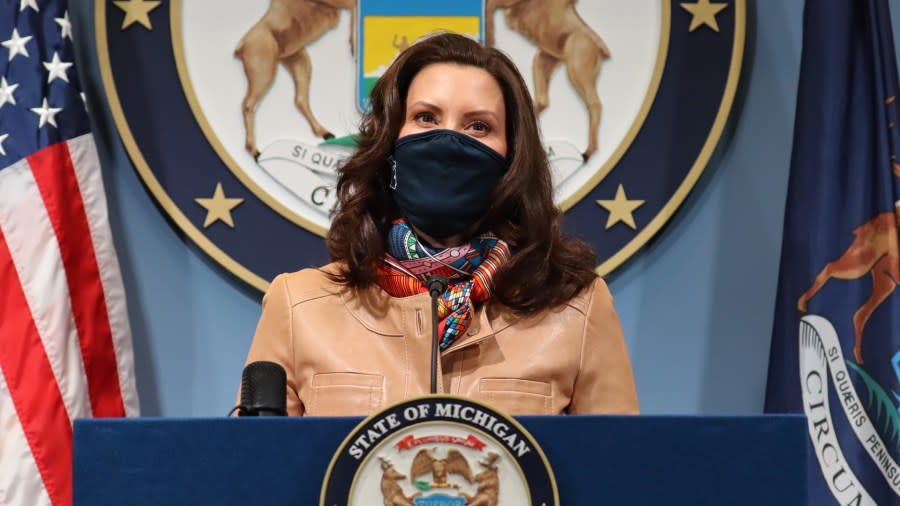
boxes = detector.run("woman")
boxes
[242,32,638,416]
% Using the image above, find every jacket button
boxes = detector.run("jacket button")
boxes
[467,327,479,336]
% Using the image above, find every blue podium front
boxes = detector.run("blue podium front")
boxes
[73,415,806,505]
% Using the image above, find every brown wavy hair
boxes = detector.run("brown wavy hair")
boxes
[326,32,598,313]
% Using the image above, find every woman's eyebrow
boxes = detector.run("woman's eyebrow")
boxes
[463,110,501,121]
[407,100,440,110]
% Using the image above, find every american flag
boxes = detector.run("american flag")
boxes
[0,1,139,505]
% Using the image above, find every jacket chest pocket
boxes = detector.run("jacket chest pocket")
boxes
[476,378,553,415]
[309,372,384,416]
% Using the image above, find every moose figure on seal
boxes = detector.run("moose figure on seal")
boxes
[485,0,610,161]
[460,452,501,506]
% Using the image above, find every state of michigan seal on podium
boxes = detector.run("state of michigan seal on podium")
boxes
[97,0,745,290]
[320,396,558,506]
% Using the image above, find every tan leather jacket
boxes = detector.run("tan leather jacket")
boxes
[242,263,638,416]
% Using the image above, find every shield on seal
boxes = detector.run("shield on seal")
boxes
[357,0,484,111]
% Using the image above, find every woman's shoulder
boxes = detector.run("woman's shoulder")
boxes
[268,262,347,304]
[561,276,613,316]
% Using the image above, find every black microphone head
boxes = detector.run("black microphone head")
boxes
[240,361,287,416]
[427,275,448,298]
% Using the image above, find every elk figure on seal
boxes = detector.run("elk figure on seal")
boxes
[235,0,357,158]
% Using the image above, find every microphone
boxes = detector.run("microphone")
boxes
[238,361,287,416]
[426,276,448,394]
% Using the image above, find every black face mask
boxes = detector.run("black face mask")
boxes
[390,129,508,239]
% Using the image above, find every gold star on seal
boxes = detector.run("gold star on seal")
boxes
[195,183,244,228]
[596,184,645,230]
[680,0,728,32]
[113,0,161,31]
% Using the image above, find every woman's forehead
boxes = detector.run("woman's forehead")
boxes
[406,63,504,110]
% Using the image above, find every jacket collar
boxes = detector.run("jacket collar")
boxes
[338,283,516,349]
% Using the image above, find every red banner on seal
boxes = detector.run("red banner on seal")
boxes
[394,434,486,451]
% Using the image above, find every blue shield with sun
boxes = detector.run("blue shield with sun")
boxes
[357,0,484,111]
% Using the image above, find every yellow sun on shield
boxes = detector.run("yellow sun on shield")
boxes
[358,0,483,110]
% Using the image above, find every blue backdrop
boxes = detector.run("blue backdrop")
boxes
[65,1,846,417]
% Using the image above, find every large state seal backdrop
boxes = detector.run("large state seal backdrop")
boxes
[97,0,744,292]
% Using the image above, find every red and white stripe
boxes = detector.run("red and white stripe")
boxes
[0,133,138,506]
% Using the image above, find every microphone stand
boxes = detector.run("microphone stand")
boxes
[426,276,448,394]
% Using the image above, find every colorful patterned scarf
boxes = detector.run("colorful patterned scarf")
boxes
[375,219,510,350]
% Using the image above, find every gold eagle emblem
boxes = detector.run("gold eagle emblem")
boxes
[410,448,473,488]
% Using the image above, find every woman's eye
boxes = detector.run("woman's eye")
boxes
[414,112,436,123]
[469,121,491,132]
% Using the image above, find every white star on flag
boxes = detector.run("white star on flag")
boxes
[2,29,32,61]
[0,133,8,156]
[0,77,18,108]
[55,11,73,40]
[30,98,63,128]
[43,52,73,83]
[19,0,39,12]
